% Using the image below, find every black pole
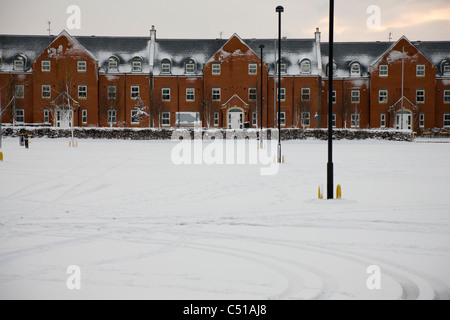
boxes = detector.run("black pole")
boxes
[327,0,334,199]
[259,44,264,147]
[276,5,284,163]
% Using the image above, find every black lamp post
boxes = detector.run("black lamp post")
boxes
[327,0,335,199]
[259,44,265,147]
[276,5,284,163]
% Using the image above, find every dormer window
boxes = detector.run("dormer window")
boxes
[300,59,311,74]
[161,59,171,74]
[14,57,25,71]
[326,63,337,76]
[108,57,119,71]
[185,59,195,74]
[132,57,143,72]
[443,64,450,76]
[277,60,287,74]
[350,63,360,76]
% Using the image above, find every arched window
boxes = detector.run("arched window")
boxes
[326,63,337,76]
[185,58,196,74]
[108,56,119,72]
[14,54,26,71]
[350,62,361,76]
[161,58,171,74]
[132,56,143,72]
[441,60,450,76]
[300,59,311,74]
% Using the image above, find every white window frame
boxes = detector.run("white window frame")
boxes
[15,84,24,98]
[416,64,425,77]
[162,112,170,126]
[108,109,117,124]
[444,65,450,76]
[132,60,142,72]
[379,64,388,77]
[185,63,195,74]
[416,89,425,104]
[248,88,257,101]
[78,85,87,99]
[278,111,286,127]
[212,88,221,101]
[44,109,50,123]
[82,109,87,124]
[351,90,360,104]
[186,88,195,102]
[252,111,257,127]
[444,114,450,128]
[277,87,286,102]
[278,63,287,74]
[444,90,450,103]
[380,113,386,128]
[16,109,24,123]
[212,63,221,75]
[328,90,337,104]
[351,113,360,128]
[419,113,425,128]
[42,85,51,99]
[301,88,310,102]
[249,63,258,75]
[78,60,87,72]
[108,58,118,71]
[351,63,361,76]
[300,60,311,74]
[162,88,170,101]
[301,112,310,127]
[14,59,24,71]
[41,60,51,72]
[214,112,219,126]
[379,90,388,104]
[107,85,116,99]
[161,63,171,74]
[131,86,140,99]
[131,109,139,124]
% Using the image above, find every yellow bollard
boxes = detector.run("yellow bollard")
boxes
[282,155,285,163]
[318,185,323,199]
[69,141,71,147]
[0,151,3,161]
[337,184,342,199]
[76,141,78,148]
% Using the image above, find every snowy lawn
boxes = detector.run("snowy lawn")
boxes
[0,137,449,300]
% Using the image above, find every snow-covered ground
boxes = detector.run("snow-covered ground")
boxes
[0,137,449,300]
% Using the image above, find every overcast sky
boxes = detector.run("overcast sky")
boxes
[1,0,449,42]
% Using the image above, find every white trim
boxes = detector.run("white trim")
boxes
[249,63,257,75]
[78,60,87,72]
[221,93,248,107]
[131,85,140,99]
[416,89,425,104]
[161,111,171,126]
[162,87,170,101]
[186,88,195,101]
[81,109,88,124]
[42,84,51,99]
[379,89,388,104]
[212,63,221,75]
[444,113,450,128]
[443,90,450,103]
[41,60,51,72]
[78,85,87,99]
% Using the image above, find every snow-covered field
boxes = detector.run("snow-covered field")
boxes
[0,137,449,300]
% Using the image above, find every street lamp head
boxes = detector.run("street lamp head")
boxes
[259,44,265,49]
[276,5,284,13]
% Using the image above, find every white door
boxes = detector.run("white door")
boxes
[56,109,73,128]
[396,111,412,130]
[228,109,243,129]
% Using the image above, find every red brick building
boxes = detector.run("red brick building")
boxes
[1,28,450,132]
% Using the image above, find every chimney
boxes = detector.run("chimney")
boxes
[149,25,156,73]
[315,27,321,45]
[150,25,156,40]
[314,27,322,73]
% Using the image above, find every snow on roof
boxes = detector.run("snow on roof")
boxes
[1,32,450,77]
